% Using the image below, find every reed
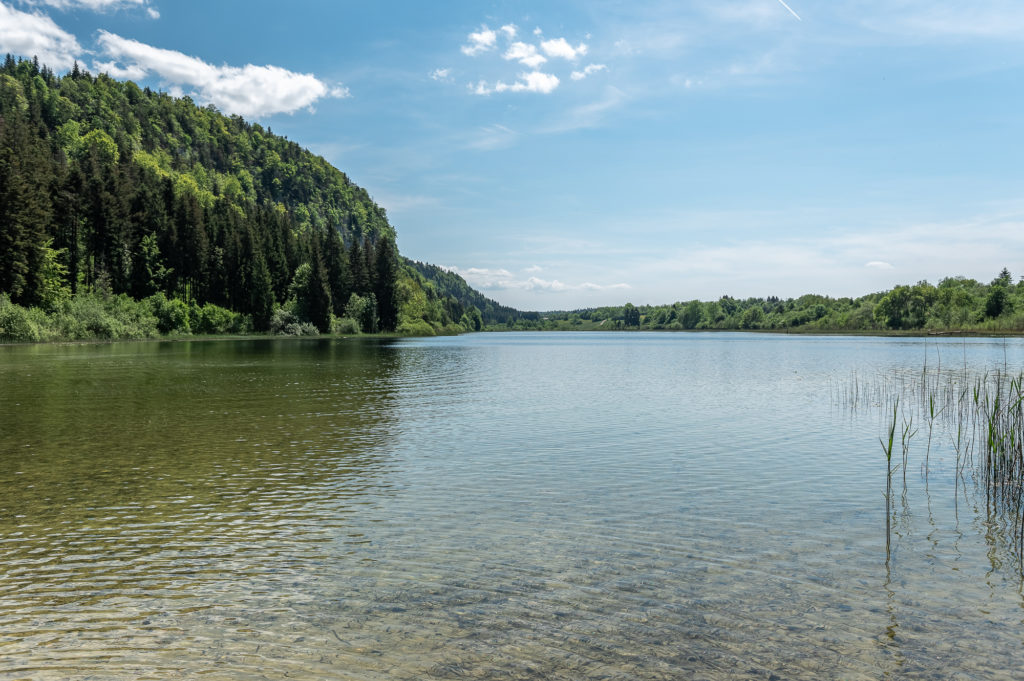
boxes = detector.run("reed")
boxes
[840,359,1024,567]
[881,398,898,559]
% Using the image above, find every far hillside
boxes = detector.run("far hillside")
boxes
[519,269,1024,334]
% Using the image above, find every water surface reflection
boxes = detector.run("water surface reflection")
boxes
[1,333,1023,679]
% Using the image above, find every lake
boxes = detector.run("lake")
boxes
[1,332,1022,680]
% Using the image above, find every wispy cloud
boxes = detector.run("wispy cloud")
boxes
[21,0,158,16]
[461,25,497,56]
[451,266,628,293]
[0,2,81,70]
[473,71,559,96]
[544,86,626,133]
[570,63,606,81]
[429,67,452,82]
[93,31,348,117]
[854,0,1024,40]
[465,124,518,151]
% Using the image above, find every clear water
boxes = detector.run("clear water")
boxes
[1,332,1022,680]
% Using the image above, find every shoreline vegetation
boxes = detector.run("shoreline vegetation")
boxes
[488,268,1024,336]
[4,266,1024,344]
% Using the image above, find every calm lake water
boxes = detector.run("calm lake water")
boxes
[1,332,1023,680]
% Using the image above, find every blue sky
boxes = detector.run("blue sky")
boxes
[2,0,1024,309]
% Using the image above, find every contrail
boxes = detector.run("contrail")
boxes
[776,0,801,21]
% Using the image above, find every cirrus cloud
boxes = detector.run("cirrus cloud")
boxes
[93,30,349,117]
[570,63,607,80]
[20,0,158,16]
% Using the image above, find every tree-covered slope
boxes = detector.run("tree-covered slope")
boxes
[404,259,529,326]
[0,55,480,338]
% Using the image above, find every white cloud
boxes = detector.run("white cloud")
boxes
[430,67,451,81]
[524,265,543,274]
[570,63,607,80]
[474,71,560,95]
[93,59,147,80]
[503,41,547,68]
[866,261,894,270]
[22,0,157,13]
[500,24,517,40]
[540,37,588,60]
[461,25,497,56]
[0,2,81,70]
[452,266,628,293]
[93,31,347,117]
[497,70,559,94]
[533,27,543,36]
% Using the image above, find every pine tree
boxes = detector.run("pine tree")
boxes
[324,228,350,317]
[373,236,400,332]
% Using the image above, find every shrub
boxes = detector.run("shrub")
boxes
[396,318,436,336]
[0,296,42,342]
[331,316,361,335]
[147,293,191,334]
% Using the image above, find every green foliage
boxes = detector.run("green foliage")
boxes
[623,303,640,327]
[289,260,332,332]
[345,292,377,333]
[397,318,437,336]
[0,294,42,342]
[147,292,191,334]
[331,316,361,335]
[460,306,483,332]
[269,305,319,336]
[531,267,1024,335]
[37,239,71,311]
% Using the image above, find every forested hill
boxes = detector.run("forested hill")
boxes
[0,55,516,340]
[404,259,532,326]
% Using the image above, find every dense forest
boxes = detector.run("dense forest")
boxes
[520,268,1024,334]
[0,55,517,342]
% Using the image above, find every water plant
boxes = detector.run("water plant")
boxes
[840,358,1024,569]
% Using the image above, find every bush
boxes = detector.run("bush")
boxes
[0,296,42,342]
[396,318,436,336]
[147,293,191,334]
[193,303,241,335]
[282,321,319,336]
[270,306,298,334]
[331,316,361,335]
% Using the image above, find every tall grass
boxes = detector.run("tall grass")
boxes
[835,352,1024,567]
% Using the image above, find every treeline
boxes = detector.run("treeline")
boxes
[0,55,484,341]
[516,269,1024,334]
[404,259,532,326]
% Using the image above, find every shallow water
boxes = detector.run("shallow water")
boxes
[1,332,1022,679]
